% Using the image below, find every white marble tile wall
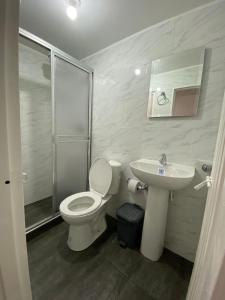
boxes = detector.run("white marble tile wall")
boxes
[83,1,225,262]
[19,44,52,206]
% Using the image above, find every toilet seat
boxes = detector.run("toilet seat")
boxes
[60,158,113,220]
[60,191,102,218]
[89,158,112,197]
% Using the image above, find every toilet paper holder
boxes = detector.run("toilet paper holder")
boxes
[127,178,148,191]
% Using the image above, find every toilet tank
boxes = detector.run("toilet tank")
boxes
[108,160,122,195]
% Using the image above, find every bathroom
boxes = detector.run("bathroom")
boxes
[1,0,225,299]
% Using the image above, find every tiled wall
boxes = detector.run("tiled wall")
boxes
[83,1,225,262]
[19,44,52,206]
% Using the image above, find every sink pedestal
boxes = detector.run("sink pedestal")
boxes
[130,159,195,261]
[141,186,169,261]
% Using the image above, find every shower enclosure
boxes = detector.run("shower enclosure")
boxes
[19,30,93,232]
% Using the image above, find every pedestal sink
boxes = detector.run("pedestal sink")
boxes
[129,159,195,261]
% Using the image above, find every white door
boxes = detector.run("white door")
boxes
[187,90,225,299]
[0,0,32,299]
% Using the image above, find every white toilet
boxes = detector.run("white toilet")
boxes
[60,158,121,251]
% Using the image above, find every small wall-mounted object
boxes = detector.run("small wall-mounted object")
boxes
[22,172,28,183]
[147,46,205,118]
[127,178,148,193]
[194,176,212,190]
[201,163,212,173]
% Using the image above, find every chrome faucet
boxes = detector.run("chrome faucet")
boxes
[159,153,167,166]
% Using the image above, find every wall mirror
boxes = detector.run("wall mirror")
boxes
[147,47,205,118]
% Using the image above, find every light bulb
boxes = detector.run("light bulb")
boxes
[66,5,78,20]
[134,68,141,76]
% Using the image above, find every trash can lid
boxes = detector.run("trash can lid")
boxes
[116,203,144,223]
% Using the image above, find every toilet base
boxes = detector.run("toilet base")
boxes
[67,211,107,251]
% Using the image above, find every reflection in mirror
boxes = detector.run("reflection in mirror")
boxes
[147,47,205,118]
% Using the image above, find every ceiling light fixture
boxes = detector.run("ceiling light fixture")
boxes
[66,0,81,21]
[134,68,141,76]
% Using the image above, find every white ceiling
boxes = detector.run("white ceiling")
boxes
[20,0,213,59]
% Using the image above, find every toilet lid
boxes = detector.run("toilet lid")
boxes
[89,158,112,197]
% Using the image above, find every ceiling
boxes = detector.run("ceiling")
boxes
[20,0,213,60]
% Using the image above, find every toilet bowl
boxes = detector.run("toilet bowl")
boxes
[60,158,121,251]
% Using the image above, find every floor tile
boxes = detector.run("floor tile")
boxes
[27,221,192,300]
[129,250,192,300]
[54,258,127,300]
[25,197,52,227]
[118,281,154,300]
[100,233,143,277]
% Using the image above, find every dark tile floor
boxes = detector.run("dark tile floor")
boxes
[27,221,193,300]
[25,197,53,228]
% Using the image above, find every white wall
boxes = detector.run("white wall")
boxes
[83,1,225,262]
[19,44,52,205]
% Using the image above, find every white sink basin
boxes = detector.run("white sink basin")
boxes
[129,158,195,262]
[130,159,195,190]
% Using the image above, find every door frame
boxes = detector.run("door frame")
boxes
[0,0,32,299]
[2,3,225,299]
[187,90,225,299]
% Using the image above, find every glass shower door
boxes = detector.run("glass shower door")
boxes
[53,55,91,211]
[19,36,54,229]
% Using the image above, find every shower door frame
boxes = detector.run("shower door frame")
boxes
[19,28,93,233]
